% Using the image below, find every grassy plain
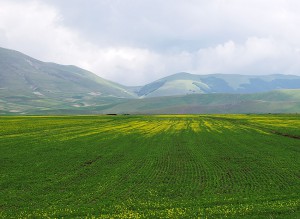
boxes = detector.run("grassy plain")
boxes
[1,90,300,115]
[0,114,299,218]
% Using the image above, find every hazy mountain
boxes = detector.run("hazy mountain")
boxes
[1,47,300,114]
[136,72,300,97]
[0,47,136,99]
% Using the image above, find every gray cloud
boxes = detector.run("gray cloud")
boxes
[1,0,300,85]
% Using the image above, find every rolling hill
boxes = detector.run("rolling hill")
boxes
[136,72,300,97]
[2,89,299,115]
[1,47,300,114]
[100,89,300,114]
[0,47,136,99]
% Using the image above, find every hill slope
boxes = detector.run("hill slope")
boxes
[0,47,135,99]
[137,72,300,97]
[100,89,300,114]
[1,47,300,114]
[2,89,299,114]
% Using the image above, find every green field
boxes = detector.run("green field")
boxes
[0,115,299,218]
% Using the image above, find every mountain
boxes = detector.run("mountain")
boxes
[0,47,136,99]
[136,72,300,97]
[1,47,300,114]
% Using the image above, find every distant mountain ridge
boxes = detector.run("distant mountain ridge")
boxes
[1,46,300,99]
[1,46,300,114]
[135,72,300,98]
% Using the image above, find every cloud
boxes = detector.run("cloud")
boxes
[0,1,82,63]
[194,37,300,74]
[0,0,161,85]
[1,0,300,85]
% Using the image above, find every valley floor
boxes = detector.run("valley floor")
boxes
[0,114,299,218]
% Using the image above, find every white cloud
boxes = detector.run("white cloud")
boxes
[0,1,82,63]
[0,0,300,85]
[194,37,300,74]
[0,1,162,85]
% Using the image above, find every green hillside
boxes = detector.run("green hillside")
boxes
[137,72,300,98]
[1,47,300,114]
[1,89,300,115]
[100,89,300,114]
[0,47,136,99]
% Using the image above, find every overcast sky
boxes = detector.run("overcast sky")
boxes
[1,0,300,85]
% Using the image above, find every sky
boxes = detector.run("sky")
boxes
[1,0,300,85]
